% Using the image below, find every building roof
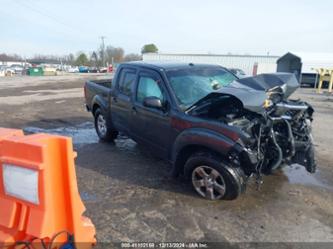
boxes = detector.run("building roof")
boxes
[124,60,224,70]
[143,52,279,59]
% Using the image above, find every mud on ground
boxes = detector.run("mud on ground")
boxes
[1,75,333,247]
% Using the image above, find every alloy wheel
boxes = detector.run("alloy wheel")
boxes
[192,165,226,200]
[97,114,107,137]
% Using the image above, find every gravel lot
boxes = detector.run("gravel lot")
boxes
[1,74,333,248]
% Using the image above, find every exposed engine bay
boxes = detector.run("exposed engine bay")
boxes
[187,73,316,180]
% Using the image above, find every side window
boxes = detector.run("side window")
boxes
[136,75,164,104]
[118,69,136,96]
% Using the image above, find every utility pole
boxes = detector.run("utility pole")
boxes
[100,36,106,67]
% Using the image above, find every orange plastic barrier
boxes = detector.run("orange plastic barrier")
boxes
[0,128,24,140]
[0,128,96,249]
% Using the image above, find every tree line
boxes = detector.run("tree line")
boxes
[0,43,159,67]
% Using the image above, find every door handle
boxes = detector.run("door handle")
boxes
[112,96,118,103]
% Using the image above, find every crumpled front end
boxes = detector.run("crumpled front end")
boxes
[225,99,316,182]
[268,100,316,173]
[229,74,317,176]
[189,73,316,177]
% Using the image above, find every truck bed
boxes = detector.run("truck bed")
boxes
[88,79,112,88]
[84,79,112,112]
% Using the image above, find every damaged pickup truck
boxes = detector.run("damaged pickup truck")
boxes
[85,62,316,200]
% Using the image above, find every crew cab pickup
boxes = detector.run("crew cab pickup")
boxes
[84,61,316,200]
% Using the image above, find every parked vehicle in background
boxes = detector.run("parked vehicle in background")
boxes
[85,67,109,73]
[0,66,15,76]
[228,68,247,78]
[43,67,57,76]
[99,67,108,73]
[9,64,24,74]
[84,61,316,201]
[0,66,5,77]
[108,65,113,73]
[79,66,89,73]
[301,73,330,88]
[88,67,99,73]
[67,66,79,73]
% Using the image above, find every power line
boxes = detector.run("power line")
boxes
[4,0,109,55]
[0,5,80,45]
[12,0,96,43]
[13,0,76,32]
[11,0,99,46]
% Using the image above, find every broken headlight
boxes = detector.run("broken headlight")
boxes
[263,99,274,109]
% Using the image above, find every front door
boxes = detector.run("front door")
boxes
[130,69,171,158]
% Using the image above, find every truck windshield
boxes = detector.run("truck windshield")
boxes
[166,67,237,109]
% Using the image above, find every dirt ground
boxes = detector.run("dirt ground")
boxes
[1,74,333,248]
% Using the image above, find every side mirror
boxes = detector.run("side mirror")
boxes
[143,96,163,109]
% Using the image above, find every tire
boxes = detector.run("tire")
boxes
[305,144,316,173]
[184,152,245,200]
[94,108,118,142]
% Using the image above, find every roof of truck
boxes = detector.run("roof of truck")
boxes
[122,61,223,70]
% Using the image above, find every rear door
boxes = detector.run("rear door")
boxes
[111,67,137,133]
[130,69,171,158]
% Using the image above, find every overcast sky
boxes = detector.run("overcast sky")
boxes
[0,0,332,57]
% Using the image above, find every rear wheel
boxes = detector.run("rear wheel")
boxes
[94,108,118,142]
[184,152,245,200]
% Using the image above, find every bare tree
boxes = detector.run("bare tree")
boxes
[105,46,125,64]
[124,53,142,62]
[90,51,100,67]
[29,54,62,64]
[0,53,23,62]
[66,53,75,65]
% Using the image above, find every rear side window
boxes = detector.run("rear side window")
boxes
[118,69,136,96]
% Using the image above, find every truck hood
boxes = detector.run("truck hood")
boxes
[187,73,300,114]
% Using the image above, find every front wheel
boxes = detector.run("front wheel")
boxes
[94,108,118,142]
[184,152,245,200]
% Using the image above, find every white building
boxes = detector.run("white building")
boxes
[143,52,333,85]
[143,53,279,75]
[0,61,30,67]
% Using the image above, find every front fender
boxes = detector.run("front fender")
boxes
[172,127,237,163]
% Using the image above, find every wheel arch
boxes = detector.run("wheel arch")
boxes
[184,151,247,199]
[92,103,100,115]
[170,128,236,177]
[91,95,108,116]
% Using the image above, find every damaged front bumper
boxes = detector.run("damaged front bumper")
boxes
[230,100,316,177]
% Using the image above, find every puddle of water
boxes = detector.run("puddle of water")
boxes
[24,122,99,145]
[283,164,333,191]
[24,122,132,148]
[23,123,333,192]
[80,191,98,202]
